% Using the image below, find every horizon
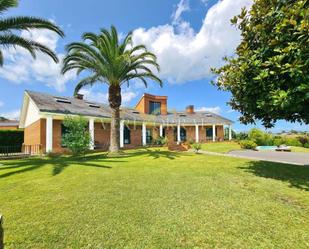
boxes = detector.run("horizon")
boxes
[0,0,308,133]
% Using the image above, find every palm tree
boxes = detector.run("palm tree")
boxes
[0,0,64,65]
[62,26,162,154]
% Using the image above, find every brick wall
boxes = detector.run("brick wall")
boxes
[135,93,167,115]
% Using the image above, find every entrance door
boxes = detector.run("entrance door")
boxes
[146,129,152,144]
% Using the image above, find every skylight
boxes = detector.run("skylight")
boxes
[86,102,100,108]
[132,111,140,114]
[205,113,212,117]
[54,97,71,104]
[179,114,186,117]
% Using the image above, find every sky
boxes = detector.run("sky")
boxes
[0,0,307,133]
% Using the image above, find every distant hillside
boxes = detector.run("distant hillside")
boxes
[0,116,9,121]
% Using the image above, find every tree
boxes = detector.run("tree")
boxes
[62,116,91,156]
[0,0,64,65]
[62,26,162,154]
[212,0,309,128]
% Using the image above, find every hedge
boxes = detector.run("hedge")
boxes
[0,130,24,147]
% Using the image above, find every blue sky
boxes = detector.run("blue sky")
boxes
[0,0,307,132]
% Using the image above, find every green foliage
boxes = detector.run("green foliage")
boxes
[61,116,91,155]
[304,142,309,148]
[0,0,64,65]
[191,143,202,153]
[236,132,248,140]
[248,128,274,146]
[154,136,167,145]
[298,136,308,146]
[0,130,23,146]
[239,140,257,150]
[212,0,309,128]
[285,137,302,147]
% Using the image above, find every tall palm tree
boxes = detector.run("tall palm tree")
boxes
[62,26,162,154]
[0,0,64,65]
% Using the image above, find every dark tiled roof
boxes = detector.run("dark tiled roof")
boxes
[26,90,233,125]
[0,121,19,127]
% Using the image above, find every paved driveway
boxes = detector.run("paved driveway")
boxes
[228,150,309,166]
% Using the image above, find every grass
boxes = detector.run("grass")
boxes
[200,141,241,153]
[0,148,309,249]
[291,146,309,153]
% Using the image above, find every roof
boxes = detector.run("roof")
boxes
[0,120,19,127]
[26,90,233,125]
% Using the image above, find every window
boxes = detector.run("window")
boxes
[206,127,216,140]
[146,129,152,144]
[173,127,186,142]
[149,101,161,115]
[61,123,69,147]
[124,126,131,144]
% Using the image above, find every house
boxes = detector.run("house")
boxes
[0,118,20,130]
[19,90,233,153]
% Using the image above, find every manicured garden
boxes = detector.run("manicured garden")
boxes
[1,148,309,249]
[200,141,241,153]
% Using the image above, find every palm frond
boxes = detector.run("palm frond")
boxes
[0,0,17,14]
[74,74,100,95]
[0,16,64,37]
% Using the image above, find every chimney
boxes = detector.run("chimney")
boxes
[186,105,194,114]
[75,93,84,100]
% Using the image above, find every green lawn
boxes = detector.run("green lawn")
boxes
[200,141,241,153]
[1,148,309,249]
[291,146,309,153]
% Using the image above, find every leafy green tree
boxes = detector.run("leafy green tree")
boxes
[62,26,162,154]
[212,0,309,128]
[0,0,64,65]
[62,116,91,156]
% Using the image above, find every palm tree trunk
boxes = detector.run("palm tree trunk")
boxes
[108,84,122,153]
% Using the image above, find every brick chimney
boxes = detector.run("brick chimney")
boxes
[75,93,84,100]
[186,105,194,114]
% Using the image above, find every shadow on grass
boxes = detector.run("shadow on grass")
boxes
[0,148,185,178]
[239,161,309,191]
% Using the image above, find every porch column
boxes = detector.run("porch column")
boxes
[229,124,232,141]
[212,124,216,142]
[46,116,53,153]
[195,124,199,143]
[159,124,163,137]
[89,118,94,150]
[142,122,147,146]
[177,123,181,143]
[120,120,124,148]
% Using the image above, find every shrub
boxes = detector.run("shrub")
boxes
[304,142,309,148]
[273,137,284,146]
[285,137,302,147]
[236,132,248,140]
[62,116,91,156]
[239,140,257,150]
[298,136,308,147]
[0,130,24,147]
[191,143,202,153]
[155,136,167,145]
[248,128,274,145]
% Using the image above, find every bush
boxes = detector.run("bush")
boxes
[298,136,308,147]
[248,128,274,145]
[62,116,91,156]
[236,132,248,140]
[239,140,257,150]
[191,143,202,153]
[0,130,24,146]
[285,137,302,147]
[304,142,309,148]
[155,136,167,145]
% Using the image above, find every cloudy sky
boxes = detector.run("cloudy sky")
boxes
[0,0,307,132]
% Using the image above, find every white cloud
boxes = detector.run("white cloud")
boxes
[196,106,221,114]
[79,88,137,105]
[132,0,252,84]
[0,29,76,92]
[171,0,190,24]
[0,109,20,120]
[226,109,235,113]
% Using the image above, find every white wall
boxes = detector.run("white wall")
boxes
[24,98,40,127]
